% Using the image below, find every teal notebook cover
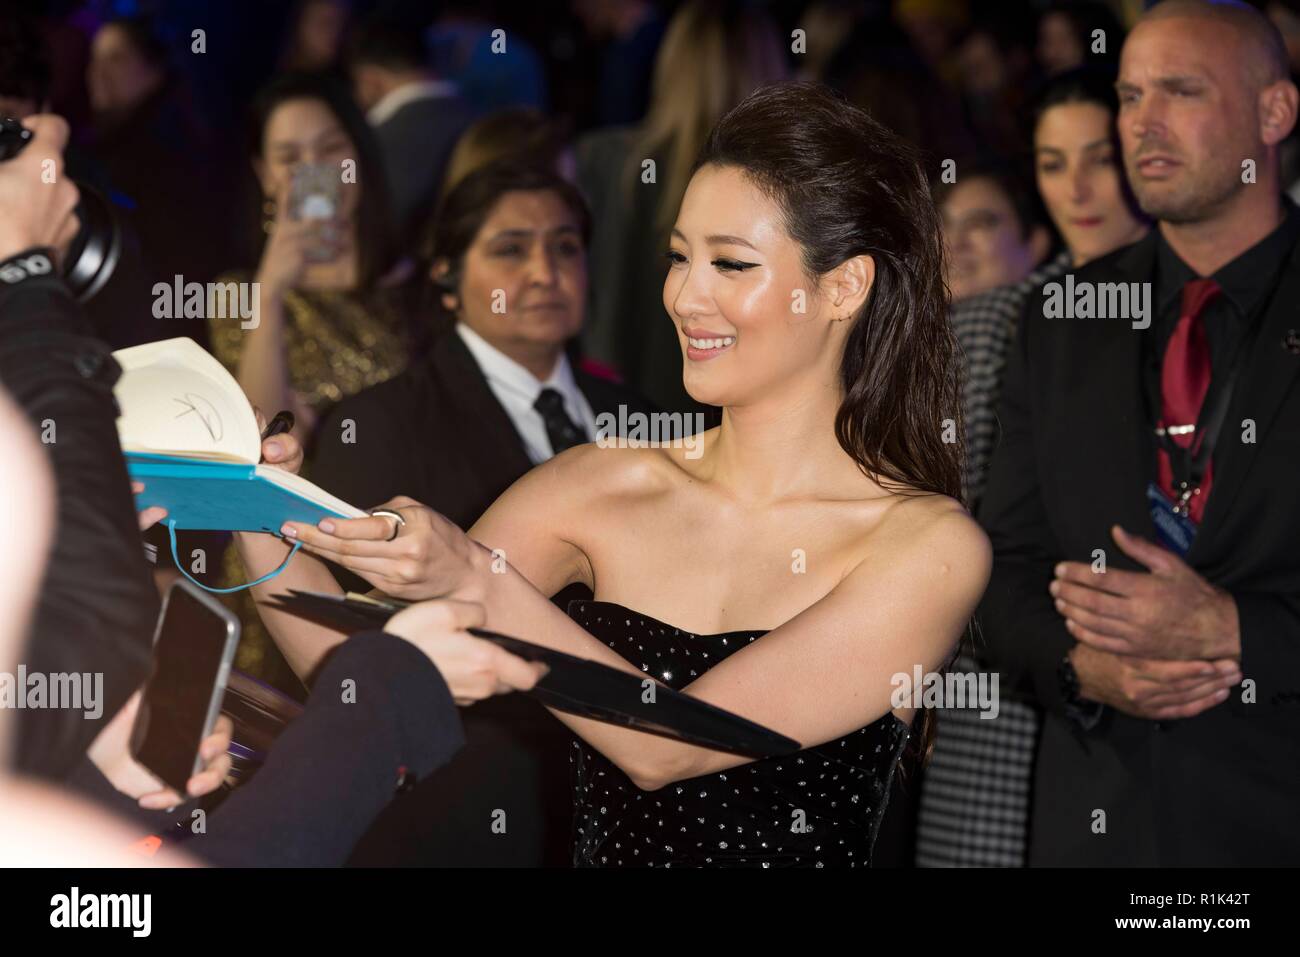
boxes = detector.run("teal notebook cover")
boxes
[127,453,357,532]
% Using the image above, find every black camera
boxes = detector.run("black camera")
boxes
[0,116,121,302]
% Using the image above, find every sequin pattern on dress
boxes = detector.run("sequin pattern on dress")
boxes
[567,600,912,868]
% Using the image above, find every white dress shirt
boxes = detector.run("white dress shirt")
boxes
[455,322,596,464]
[366,79,460,127]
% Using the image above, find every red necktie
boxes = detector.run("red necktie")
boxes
[1157,277,1220,523]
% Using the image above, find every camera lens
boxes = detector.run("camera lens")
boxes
[63,183,122,303]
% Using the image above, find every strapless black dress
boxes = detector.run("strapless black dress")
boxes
[566,600,912,868]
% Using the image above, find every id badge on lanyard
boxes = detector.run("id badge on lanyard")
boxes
[1146,480,1197,557]
[1149,363,1235,557]
[1145,264,1280,555]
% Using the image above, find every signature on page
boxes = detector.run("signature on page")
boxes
[172,393,224,442]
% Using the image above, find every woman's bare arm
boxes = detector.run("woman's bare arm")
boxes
[468,499,988,789]
[234,531,348,681]
[288,445,992,791]
[229,428,348,682]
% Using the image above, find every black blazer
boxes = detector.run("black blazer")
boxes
[978,230,1300,866]
[310,328,660,867]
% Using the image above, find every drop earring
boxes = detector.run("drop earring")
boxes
[262,196,277,235]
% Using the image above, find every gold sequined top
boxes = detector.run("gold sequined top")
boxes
[208,271,412,416]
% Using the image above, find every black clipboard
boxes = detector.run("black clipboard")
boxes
[263,590,801,760]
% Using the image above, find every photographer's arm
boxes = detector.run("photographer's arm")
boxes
[0,116,160,777]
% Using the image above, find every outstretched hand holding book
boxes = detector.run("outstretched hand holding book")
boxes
[122,417,549,703]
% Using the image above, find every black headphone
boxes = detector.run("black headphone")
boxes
[428,259,461,314]
[432,267,459,293]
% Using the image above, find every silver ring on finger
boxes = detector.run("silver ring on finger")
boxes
[369,508,406,542]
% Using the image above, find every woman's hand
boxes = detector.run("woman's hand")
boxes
[87,690,234,810]
[253,407,305,474]
[384,599,546,706]
[254,186,344,297]
[282,496,486,601]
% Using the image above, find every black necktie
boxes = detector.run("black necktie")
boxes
[534,387,586,455]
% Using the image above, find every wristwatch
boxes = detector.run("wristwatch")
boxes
[1058,649,1104,730]
[1058,650,1081,700]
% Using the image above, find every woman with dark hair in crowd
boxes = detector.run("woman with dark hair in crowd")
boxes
[238,81,989,868]
[948,66,1149,516]
[1029,66,1149,267]
[937,155,1054,302]
[209,71,409,443]
[310,161,655,529]
[918,65,1149,869]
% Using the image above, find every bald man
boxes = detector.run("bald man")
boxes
[977,0,1300,866]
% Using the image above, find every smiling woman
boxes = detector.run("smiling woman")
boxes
[237,81,990,869]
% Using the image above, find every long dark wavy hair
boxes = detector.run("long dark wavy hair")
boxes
[692,81,967,771]
[247,72,395,290]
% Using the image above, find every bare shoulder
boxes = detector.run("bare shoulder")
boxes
[471,440,689,590]
[853,491,991,596]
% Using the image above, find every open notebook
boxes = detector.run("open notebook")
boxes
[113,337,366,532]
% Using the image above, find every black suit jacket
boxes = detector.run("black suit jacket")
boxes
[309,328,659,866]
[977,230,1300,866]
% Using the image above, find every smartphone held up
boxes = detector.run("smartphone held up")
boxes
[129,579,240,794]
[287,161,344,264]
